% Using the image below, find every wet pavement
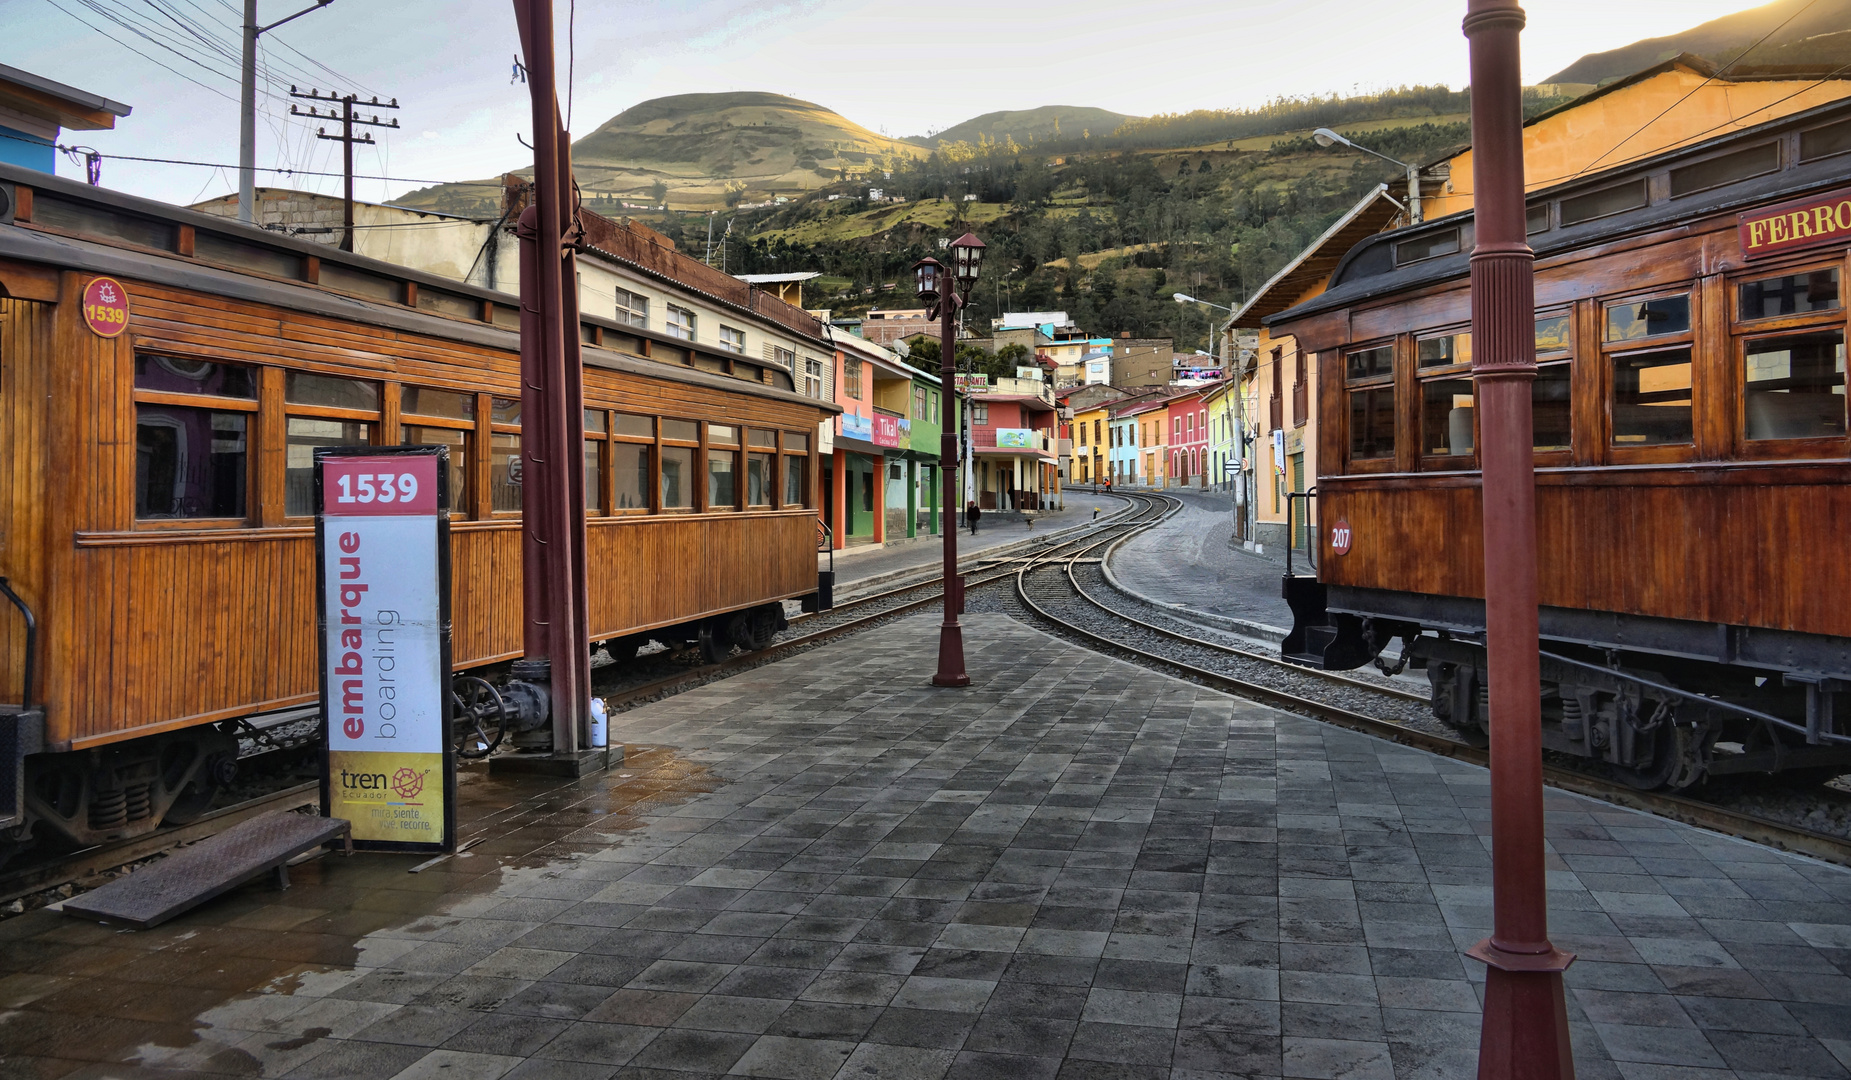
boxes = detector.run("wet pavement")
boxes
[3,613,1850,1080]
[1106,490,1294,632]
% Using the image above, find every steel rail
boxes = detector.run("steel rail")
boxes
[1011,550,1851,869]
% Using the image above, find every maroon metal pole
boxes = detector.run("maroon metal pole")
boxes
[1463,2,1576,1077]
[932,290,969,687]
[514,0,589,752]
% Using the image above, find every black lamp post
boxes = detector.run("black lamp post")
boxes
[916,233,985,687]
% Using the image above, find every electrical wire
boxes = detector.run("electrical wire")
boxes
[0,129,502,186]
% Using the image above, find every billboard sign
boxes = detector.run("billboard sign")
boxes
[316,445,454,853]
[954,374,991,391]
[873,413,901,447]
[996,428,1038,449]
[841,411,873,442]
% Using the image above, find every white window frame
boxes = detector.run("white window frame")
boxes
[803,357,824,400]
[719,325,746,354]
[666,304,696,341]
[614,286,649,329]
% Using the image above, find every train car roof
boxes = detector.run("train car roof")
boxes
[1266,96,1851,330]
[0,163,837,414]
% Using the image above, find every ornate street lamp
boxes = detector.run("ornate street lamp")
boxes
[916,233,985,687]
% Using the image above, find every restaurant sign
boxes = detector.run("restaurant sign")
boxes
[1740,187,1851,260]
[996,428,1038,449]
[873,413,901,447]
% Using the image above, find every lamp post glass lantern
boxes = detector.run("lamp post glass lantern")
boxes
[915,236,984,688]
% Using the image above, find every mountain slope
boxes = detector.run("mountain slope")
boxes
[1545,0,1851,84]
[922,106,1135,148]
[395,92,925,215]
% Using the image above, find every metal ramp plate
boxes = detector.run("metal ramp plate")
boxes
[62,811,350,929]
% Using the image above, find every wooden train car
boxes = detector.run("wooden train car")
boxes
[0,165,835,855]
[1267,98,1851,789]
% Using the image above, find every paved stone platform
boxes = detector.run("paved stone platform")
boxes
[3,614,1848,1080]
[1107,490,1294,630]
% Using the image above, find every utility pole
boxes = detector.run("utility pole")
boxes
[291,88,400,252]
[239,0,334,225]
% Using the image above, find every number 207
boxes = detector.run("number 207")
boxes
[334,472,418,504]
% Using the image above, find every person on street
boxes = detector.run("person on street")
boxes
[966,500,981,535]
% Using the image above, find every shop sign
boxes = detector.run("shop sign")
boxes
[873,413,901,447]
[955,373,991,391]
[316,445,454,853]
[1740,187,1851,259]
[996,428,1037,449]
[841,412,873,442]
[82,276,130,338]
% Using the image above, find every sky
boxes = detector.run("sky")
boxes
[4,0,1768,208]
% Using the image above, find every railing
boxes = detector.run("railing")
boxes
[0,577,35,708]
[1285,488,1317,577]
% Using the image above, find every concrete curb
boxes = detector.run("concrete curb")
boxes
[1099,501,1292,644]
[832,495,1133,599]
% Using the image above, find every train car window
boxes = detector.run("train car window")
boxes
[1348,388,1395,460]
[416,288,479,321]
[661,446,694,509]
[1346,345,1393,381]
[317,262,400,303]
[583,409,606,433]
[31,195,175,251]
[134,355,255,398]
[401,426,469,514]
[1534,362,1573,451]
[1738,269,1840,321]
[708,451,738,511]
[585,439,604,513]
[1420,379,1475,458]
[491,396,521,425]
[783,431,809,508]
[748,429,776,449]
[1606,295,1691,341]
[1417,332,1471,369]
[1535,314,1572,354]
[402,388,474,421]
[1561,179,1648,226]
[1742,330,1847,441]
[662,418,698,442]
[490,432,522,512]
[1611,348,1694,445]
[747,453,773,507]
[135,408,248,520]
[613,442,650,511]
[1526,204,1550,235]
[287,419,375,516]
[1669,143,1780,198]
[1394,228,1460,266]
[1800,117,1851,162]
[615,413,653,438]
[708,424,739,446]
[193,230,304,280]
[286,372,379,410]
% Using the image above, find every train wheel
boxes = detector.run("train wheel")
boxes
[1615,721,1702,791]
[453,676,508,759]
[742,606,781,651]
[697,623,730,665]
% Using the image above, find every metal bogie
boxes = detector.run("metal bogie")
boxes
[23,725,238,847]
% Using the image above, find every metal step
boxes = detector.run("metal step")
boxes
[62,810,350,929]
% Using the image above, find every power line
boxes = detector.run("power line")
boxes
[0,128,503,187]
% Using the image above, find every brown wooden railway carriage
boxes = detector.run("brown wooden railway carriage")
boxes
[0,164,836,856]
[1266,98,1851,790]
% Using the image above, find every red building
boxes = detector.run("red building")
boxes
[1166,390,1208,488]
[969,376,1060,510]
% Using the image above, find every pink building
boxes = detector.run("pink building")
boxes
[1166,391,1208,488]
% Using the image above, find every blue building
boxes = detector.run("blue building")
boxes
[0,63,131,174]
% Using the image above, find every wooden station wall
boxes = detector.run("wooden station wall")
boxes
[1299,211,1851,641]
[5,269,825,751]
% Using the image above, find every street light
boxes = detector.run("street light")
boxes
[1172,292,1232,311]
[915,232,985,688]
[1311,127,1424,223]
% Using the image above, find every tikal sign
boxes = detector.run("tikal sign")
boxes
[1331,518,1353,556]
[1740,187,1851,260]
[316,446,454,852]
[82,276,130,338]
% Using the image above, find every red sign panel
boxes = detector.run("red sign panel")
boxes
[872,414,901,448]
[322,455,441,516]
[1331,518,1353,556]
[82,276,130,338]
[1739,188,1851,260]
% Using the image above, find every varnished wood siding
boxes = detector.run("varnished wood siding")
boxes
[0,299,52,704]
[20,273,827,749]
[1320,465,1851,637]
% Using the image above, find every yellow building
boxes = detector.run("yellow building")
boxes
[1071,403,1113,485]
[1424,55,1851,219]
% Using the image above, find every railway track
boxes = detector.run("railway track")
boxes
[1010,491,1851,869]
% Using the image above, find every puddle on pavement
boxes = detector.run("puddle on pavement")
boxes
[0,745,722,1077]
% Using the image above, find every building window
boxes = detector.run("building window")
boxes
[720,325,746,354]
[666,304,696,341]
[844,359,863,400]
[973,403,988,425]
[803,357,824,400]
[614,286,649,328]
[914,384,929,419]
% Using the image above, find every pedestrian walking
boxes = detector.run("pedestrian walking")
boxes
[965,501,981,535]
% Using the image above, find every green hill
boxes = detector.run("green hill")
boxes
[395,92,926,216]
[1545,0,1851,84]
[920,106,1136,148]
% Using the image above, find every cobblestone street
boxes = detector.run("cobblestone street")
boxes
[5,615,1847,1080]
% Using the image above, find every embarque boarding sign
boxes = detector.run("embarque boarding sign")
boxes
[315,445,455,852]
